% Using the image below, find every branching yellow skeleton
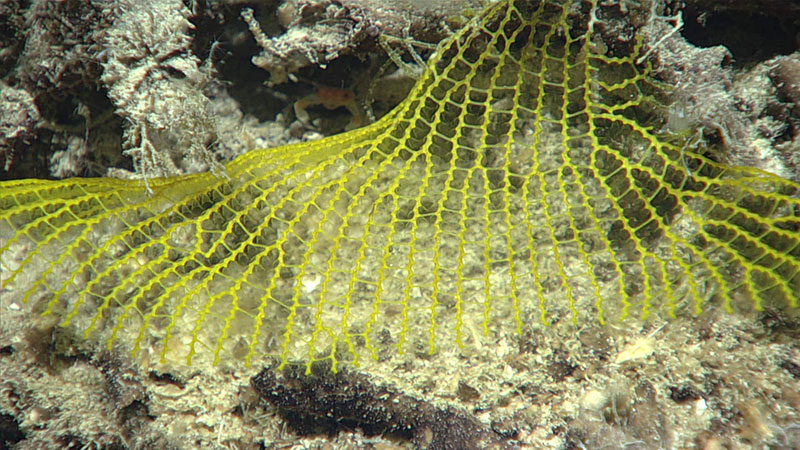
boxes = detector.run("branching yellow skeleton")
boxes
[1,0,798,373]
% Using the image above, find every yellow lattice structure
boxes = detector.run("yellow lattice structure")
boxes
[1,0,799,372]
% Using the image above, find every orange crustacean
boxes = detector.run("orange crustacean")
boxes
[293,85,366,131]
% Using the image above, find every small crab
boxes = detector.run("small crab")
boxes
[293,84,366,131]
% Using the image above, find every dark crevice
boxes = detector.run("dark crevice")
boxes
[681,6,800,66]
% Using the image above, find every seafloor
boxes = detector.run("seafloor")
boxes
[1,0,800,449]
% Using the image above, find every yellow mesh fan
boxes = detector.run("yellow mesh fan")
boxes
[1,0,798,373]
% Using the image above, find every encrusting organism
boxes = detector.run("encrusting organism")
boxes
[1,0,798,374]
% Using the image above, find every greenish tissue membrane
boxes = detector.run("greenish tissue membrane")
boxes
[1,0,799,373]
